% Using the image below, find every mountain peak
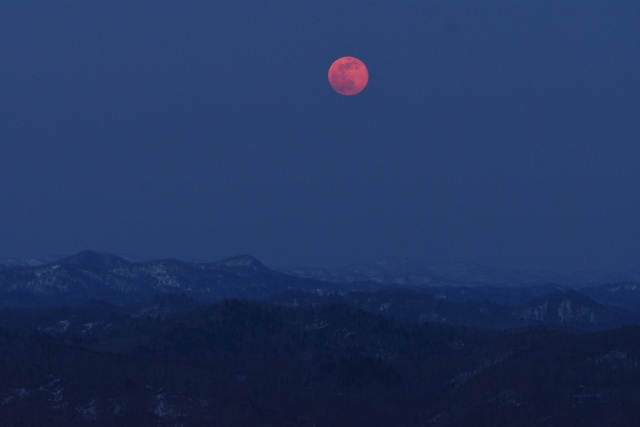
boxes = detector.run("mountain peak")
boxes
[215,254,267,270]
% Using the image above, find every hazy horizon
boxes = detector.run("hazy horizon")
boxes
[4,248,640,278]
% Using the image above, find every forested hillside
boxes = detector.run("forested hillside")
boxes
[2,300,640,426]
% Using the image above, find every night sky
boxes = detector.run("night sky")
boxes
[1,1,639,271]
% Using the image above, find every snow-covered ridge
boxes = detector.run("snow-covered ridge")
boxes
[0,250,321,306]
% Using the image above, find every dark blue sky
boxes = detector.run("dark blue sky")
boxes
[1,1,639,271]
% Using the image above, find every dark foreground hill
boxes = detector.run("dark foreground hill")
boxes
[1,300,640,426]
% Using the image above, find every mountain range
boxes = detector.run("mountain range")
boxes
[1,250,640,331]
[281,256,640,287]
[3,250,640,425]
[2,298,640,426]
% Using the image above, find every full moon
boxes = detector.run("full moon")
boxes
[328,56,369,96]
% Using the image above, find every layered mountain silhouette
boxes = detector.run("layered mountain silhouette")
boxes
[2,251,640,425]
[0,250,332,306]
[2,250,639,330]
[2,299,640,426]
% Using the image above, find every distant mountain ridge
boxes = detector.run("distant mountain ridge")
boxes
[2,250,640,330]
[0,250,334,306]
[281,256,640,287]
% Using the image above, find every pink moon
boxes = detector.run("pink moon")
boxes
[328,56,369,96]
